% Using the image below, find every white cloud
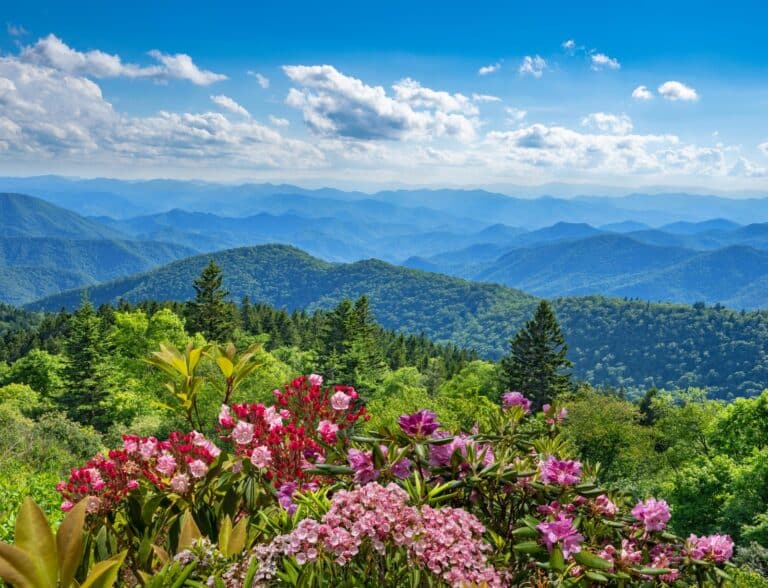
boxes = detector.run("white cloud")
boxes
[505,107,527,125]
[19,34,226,85]
[269,115,290,127]
[631,85,654,101]
[760,142,768,156]
[248,71,270,88]
[283,65,479,142]
[581,112,633,135]
[478,62,501,76]
[210,95,249,117]
[591,53,620,70]
[472,93,501,103]
[658,81,698,101]
[519,55,547,78]
[730,157,767,178]
[562,39,576,52]
[7,23,28,37]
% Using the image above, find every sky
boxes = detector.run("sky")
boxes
[1,0,767,192]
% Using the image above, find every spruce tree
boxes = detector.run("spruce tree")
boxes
[186,260,235,342]
[500,300,572,408]
[62,297,109,429]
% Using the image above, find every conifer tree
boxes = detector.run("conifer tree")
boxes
[186,260,235,342]
[62,297,109,429]
[500,300,572,408]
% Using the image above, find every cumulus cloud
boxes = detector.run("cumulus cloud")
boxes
[730,157,767,177]
[269,115,290,127]
[248,71,270,88]
[519,55,547,78]
[562,39,576,53]
[20,34,226,85]
[505,107,527,125]
[757,141,768,157]
[632,85,654,101]
[590,53,620,70]
[581,112,633,135]
[210,95,249,117]
[478,62,501,75]
[282,65,479,142]
[472,93,501,102]
[658,81,698,101]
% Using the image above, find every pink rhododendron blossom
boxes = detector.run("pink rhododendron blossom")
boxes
[542,404,568,424]
[538,456,582,486]
[331,390,351,411]
[231,420,255,445]
[398,410,440,437]
[347,447,379,484]
[595,494,620,516]
[250,445,272,469]
[632,498,671,532]
[687,534,734,563]
[391,457,412,479]
[501,391,532,413]
[538,514,584,559]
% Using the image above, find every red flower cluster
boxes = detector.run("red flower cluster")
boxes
[57,431,219,514]
[219,374,368,486]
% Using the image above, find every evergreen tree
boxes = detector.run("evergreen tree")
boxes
[186,260,235,341]
[500,300,572,408]
[62,297,109,429]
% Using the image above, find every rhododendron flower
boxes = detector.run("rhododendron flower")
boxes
[632,498,671,532]
[391,457,412,479]
[595,494,620,516]
[398,410,440,437]
[170,473,190,494]
[218,404,235,428]
[156,453,177,476]
[317,419,339,443]
[250,445,272,469]
[331,390,351,411]
[308,373,323,386]
[277,482,299,514]
[538,456,582,486]
[347,447,379,483]
[686,534,734,563]
[542,404,568,424]
[231,420,255,445]
[502,391,532,413]
[538,514,584,559]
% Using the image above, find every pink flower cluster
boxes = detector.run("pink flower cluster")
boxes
[259,483,504,587]
[501,391,531,414]
[538,456,582,486]
[542,403,568,424]
[686,533,734,563]
[537,513,584,559]
[57,431,219,514]
[347,446,412,484]
[631,498,671,532]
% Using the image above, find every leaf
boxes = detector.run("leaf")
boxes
[216,356,234,378]
[510,526,539,539]
[57,498,87,588]
[79,552,127,588]
[549,546,565,571]
[227,517,248,557]
[218,516,233,555]
[513,541,544,554]
[178,512,202,551]
[635,567,674,576]
[585,571,610,583]
[573,550,614,570]
[0,543,41,588]
[15,497,57,587]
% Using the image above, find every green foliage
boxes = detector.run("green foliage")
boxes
[501,300,573,408]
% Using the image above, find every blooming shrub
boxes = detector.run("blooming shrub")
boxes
[52,354,736,586]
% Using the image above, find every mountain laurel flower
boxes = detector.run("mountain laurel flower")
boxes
[538,456,582,486]
[398,410,440,437]
[538,514,584,559]
[308,373,323,386]
[231,421,255,445]
[250,445,273,469]
[501,391,532,413]
[188,459,209,479]
[170,473,190,494]
[156,453,177,476]
[632,498,671,532]
[218,404,235,428]
[331,390,351,411]
[686,534,734,563]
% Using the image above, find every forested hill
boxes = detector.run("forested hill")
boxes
[26,244,768,399]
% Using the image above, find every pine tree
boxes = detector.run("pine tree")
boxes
[500,300,573,408]
[186,260,235,342]
[62,297,109,429]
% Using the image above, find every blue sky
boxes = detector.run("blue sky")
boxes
[1,0,767,192]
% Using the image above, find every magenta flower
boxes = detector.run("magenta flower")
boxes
[542,404,568,424]
[156,453,177,476]
[538,514,584,559]
[538,456,582,486]
[331,390,351,411]
[218,404,235,428]
[398,410,440,437]
[686,534,734,563]
[594,494,619,517]
[632,498,671,532]
[391,457,412,479]
[317,419,339,443]
[347,448,380,483]
[502,391,532,413]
